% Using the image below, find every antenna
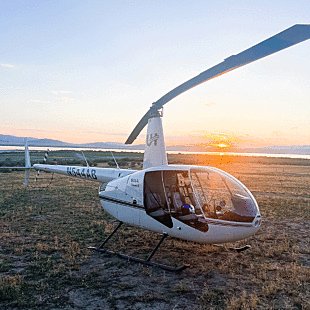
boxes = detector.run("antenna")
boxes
[82,151,90,168]
[110,152,120,170]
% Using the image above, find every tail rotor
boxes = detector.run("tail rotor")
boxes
[34,149,49,184]
[34,149,54,188]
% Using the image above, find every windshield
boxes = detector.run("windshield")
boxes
[190,167,258,222]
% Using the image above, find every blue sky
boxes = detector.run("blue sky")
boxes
[1,1,309,147]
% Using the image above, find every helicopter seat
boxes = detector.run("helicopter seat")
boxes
[179,213,197,221]
[172,192,185,211]
[146,193,162,210]
[172,192,195,218]
[145,193,166,217]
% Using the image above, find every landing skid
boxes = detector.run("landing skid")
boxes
[213,244,251,252]
[88,221,189,272]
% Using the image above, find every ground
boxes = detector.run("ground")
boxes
[0,153,309,309]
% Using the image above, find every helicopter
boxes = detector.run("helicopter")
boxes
[5,24,310,271]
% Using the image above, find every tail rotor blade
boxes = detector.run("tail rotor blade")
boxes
[34,170,40,183]
[43,149,49,164]
[35,149,49,184]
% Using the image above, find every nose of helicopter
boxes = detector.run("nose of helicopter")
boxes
[206,219,261,243]
[253,214,262,228]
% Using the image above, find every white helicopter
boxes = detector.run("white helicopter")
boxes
[6,24,310,271]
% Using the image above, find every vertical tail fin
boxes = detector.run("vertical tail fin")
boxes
[143,113,168,169]
[24,169,30,187]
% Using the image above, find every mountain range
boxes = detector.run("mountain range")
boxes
[1,134,310,155]
[0,134,145,150]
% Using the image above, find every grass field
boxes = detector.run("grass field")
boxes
[0,152,309,309]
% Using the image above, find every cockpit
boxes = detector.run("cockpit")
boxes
[144,167,260,231]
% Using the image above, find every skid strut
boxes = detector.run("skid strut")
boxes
[88,222,189,272]
[98,221,123,249]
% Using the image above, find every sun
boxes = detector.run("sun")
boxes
[217,143,230,148]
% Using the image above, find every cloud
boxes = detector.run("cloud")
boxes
[271,131,283,136]
[30,95,75,105]
[16,128,51,133]
[30,100,53,104]
[205,102,216,107]
[1,63,14,68]
[78,130,128,136]
[50,91,74,103]
[51,90,71,95]
[57,97,74,103]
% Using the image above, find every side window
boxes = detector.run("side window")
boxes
[190,168,257,222]
[144,171,173,228]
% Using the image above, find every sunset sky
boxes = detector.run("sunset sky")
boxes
[1,1,309,148]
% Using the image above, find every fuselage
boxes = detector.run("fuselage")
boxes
[99,164,261,244]
[33,161,261,244]
[33,162,261,243]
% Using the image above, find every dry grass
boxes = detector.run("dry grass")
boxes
[0,153,310,309]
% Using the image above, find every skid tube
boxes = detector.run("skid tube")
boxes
[213,244,251,252]
[88,221,189,272]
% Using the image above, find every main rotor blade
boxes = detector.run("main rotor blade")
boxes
[125,110,154,145]
[125,24,310,144]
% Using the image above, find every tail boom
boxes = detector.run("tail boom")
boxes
[33,164,137,183]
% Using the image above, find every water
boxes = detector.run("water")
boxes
[1,145,310,160]
[167,150,310,160]
[0,146,144,153]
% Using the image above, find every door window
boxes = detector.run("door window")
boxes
[144,171,173,228]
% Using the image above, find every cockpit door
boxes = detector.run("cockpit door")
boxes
[144,171,173,228]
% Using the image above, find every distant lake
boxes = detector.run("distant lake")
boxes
[1,145,310,160]
[0,145,144,153]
